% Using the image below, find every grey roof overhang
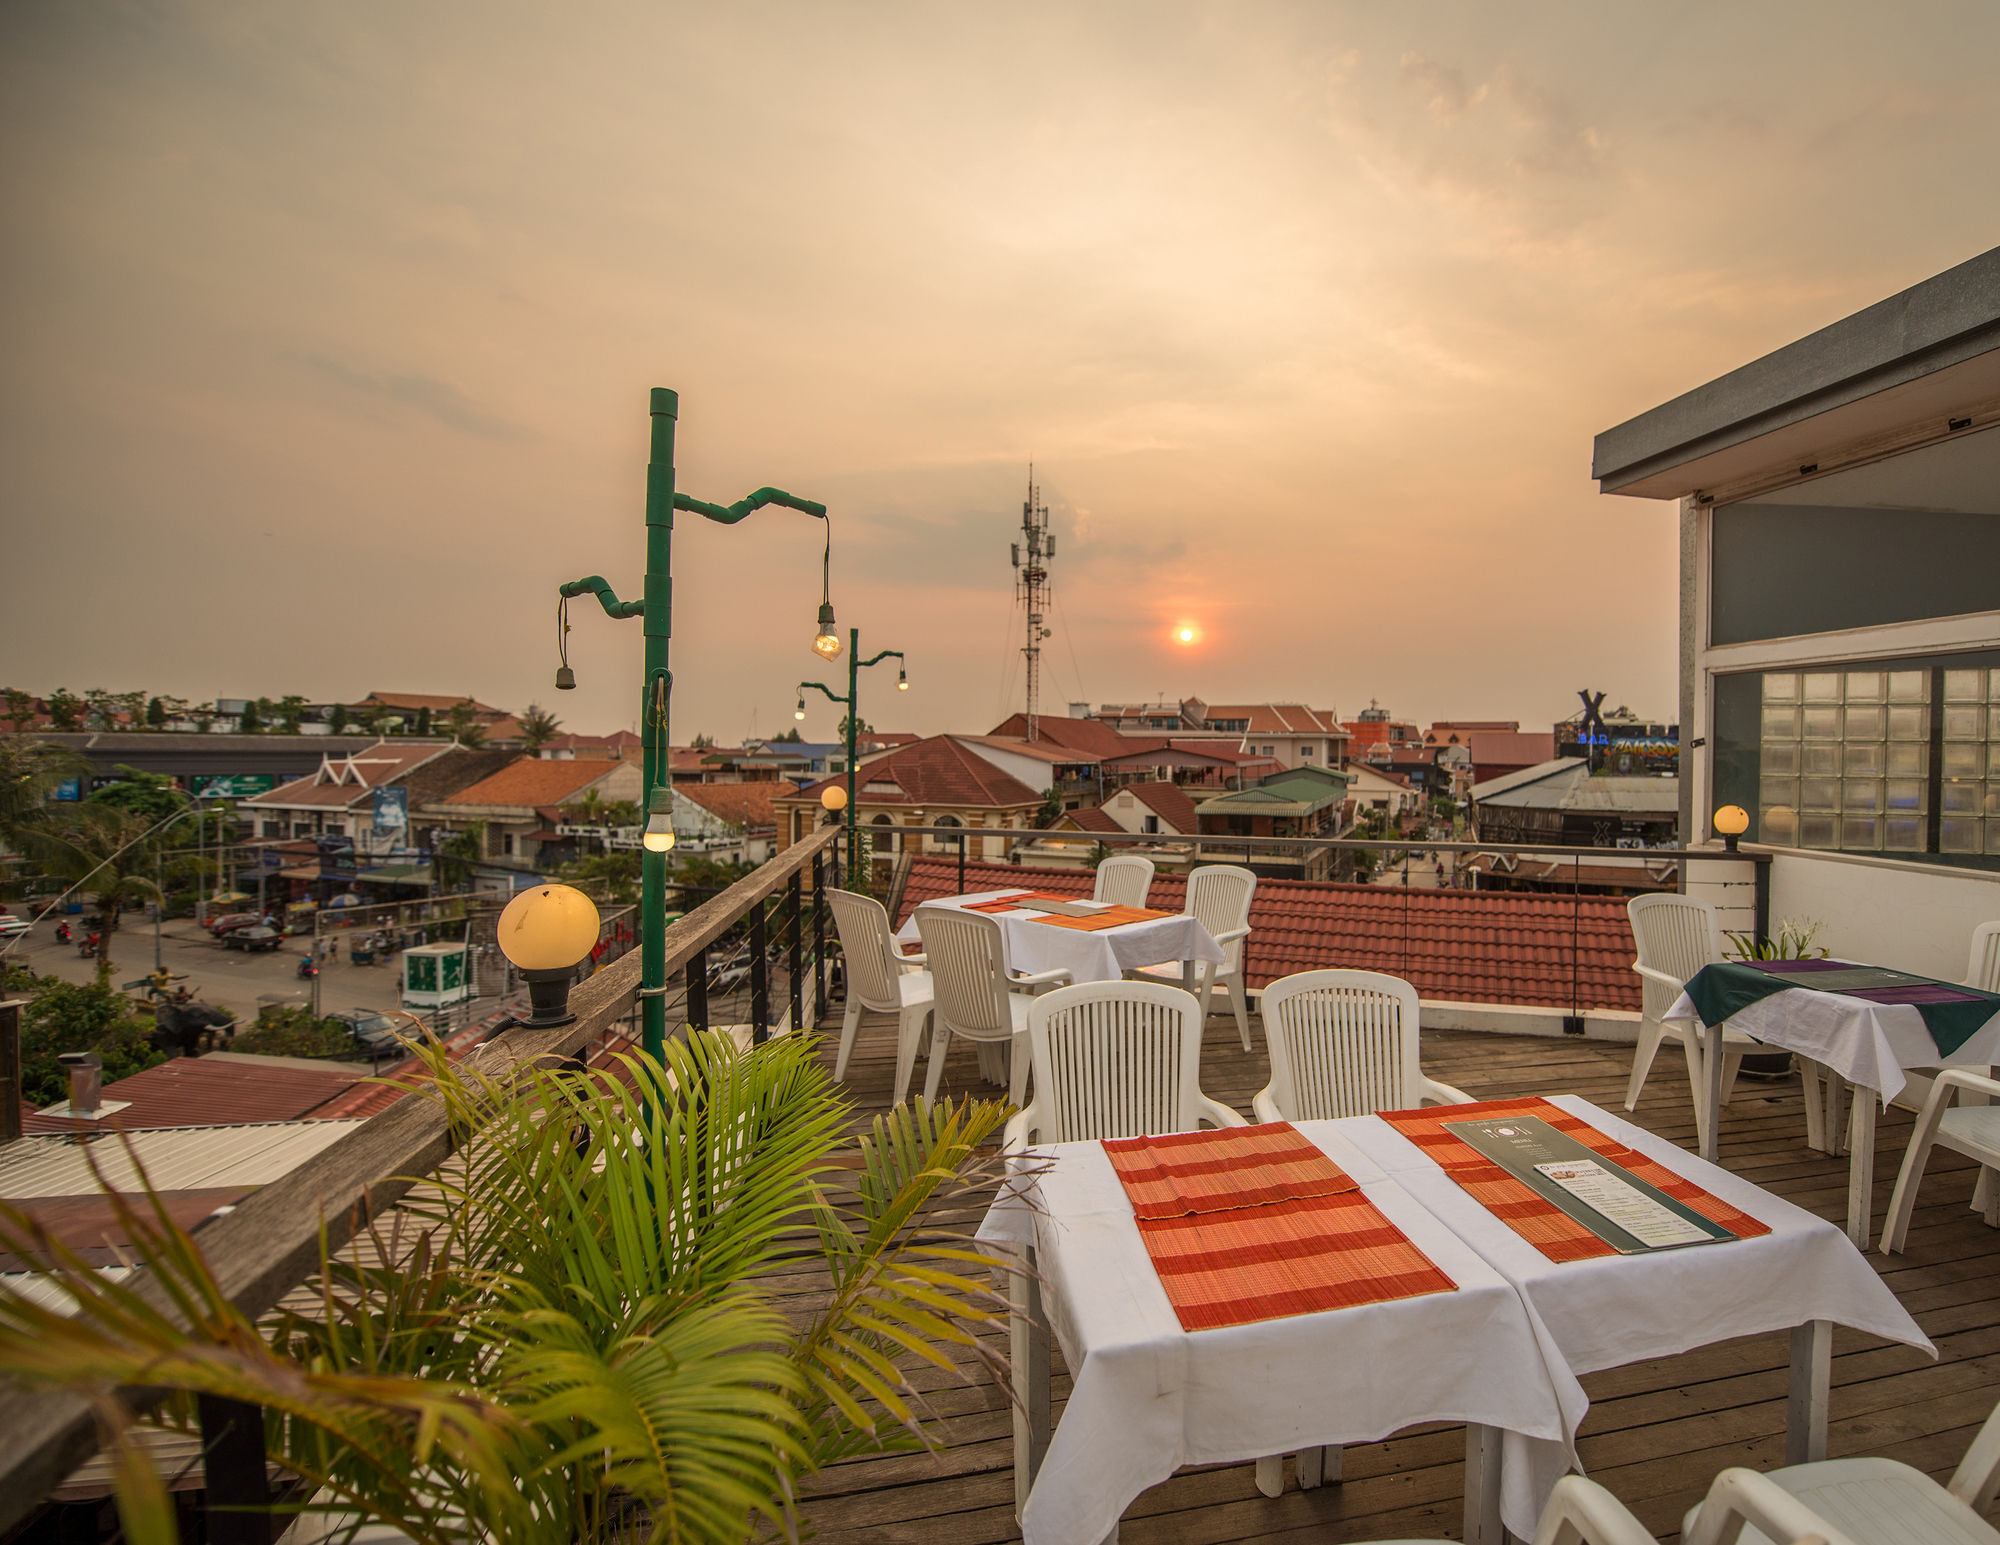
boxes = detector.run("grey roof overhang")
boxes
[1593,246,2000,499]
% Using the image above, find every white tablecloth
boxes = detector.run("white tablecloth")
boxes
[899,888,1225,986]
[1331,1096,1935,1511]
[977,1127,1589,1544]
[1664,986,2000,1104]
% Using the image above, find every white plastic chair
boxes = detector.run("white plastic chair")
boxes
[1966,921,2000,994]
[1093,854,1156,910]
[1253,970,1474,1123]
[1135,863,1257,1050]
[825,888,934,1104]
[1329,1474,1659,1545]
[1878,1067,2000,1253]
[1624,894,1755,1148]
[1003,979,1245,1150]
[1682,1391,2000,1543]
[913,906,1070,1105]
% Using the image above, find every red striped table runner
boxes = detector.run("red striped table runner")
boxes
[1104,1124,1456,1331]
[1377,1097,1772,1263]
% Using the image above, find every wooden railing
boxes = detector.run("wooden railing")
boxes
[0,824,843,1535]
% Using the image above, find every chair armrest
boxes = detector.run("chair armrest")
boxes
[1196,1095,1249,1129]
[1683,1467,1862,1545]
[1420,1077,1476,1106]
[1009,966,1073,987]
[1251,1087,1284,1124]
[1634,963,1691,997]
[1210,926,1250,947]
[1531,1475,1657,1545]
[1936,1068,2000,1105]
[1001,1106,1038,1155]
[1949,1385,2000,1511]
[895,950,927,969]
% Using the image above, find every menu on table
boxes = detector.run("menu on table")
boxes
[1443,1115,1736,1254]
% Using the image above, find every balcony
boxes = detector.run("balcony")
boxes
[2,825,1996,1541]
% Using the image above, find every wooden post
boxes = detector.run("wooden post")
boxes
[0,1001,23,1144]
[197,1394,271,1545]
[684,948,708,1038]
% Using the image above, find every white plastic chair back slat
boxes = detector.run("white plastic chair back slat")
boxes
[913,907,1015,1042]
[1967,921,2000,993]
[1260,970,1423,1120]
[1185,863,1256,971]
[1014,980,1241,1146]
[826,889,906,1011]
[1630,893,1723,987]
[1093,855,1156,910]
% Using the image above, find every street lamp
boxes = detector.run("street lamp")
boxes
[554,388,830,1063]
[496,883,601,1027]
[798,629,908,887]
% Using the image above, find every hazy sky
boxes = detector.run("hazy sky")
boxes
[4,4,1996,745]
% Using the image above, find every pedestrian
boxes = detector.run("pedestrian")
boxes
[328,934,340,962]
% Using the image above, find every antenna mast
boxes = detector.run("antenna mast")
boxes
[1011,466,1053,740]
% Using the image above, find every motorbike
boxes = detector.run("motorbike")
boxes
[296,956,319,980]
[54,921,72,944]
[77,932,100,957]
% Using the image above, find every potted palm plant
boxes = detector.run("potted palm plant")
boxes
[0,1031,1016,1543]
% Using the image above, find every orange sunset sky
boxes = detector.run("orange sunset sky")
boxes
[3,4,1996,742]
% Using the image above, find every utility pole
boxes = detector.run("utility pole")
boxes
[1009,468,1053,741]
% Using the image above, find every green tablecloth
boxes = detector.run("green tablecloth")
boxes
[1683,958,2000,1059]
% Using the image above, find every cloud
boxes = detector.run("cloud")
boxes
[295,354,526,440]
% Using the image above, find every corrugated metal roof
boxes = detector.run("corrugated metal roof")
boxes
[1473,760,1678,814]
[0,1121,364,1199]
[23,1056,361,1134]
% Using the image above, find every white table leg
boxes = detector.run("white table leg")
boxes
[1010,1246,1052,1519]
[1826,1074,1849,1156]
[1787,1320,1832,1466]
[1800,1058,1826,1151]
[1463,1424,1506,1545]
[1254,1454,1284,1497]
[1846,1087,1876,1250]
[1180,957,1198,1000]
[1701,1022,1726,1163]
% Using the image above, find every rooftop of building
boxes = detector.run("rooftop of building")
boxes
[441,756,630,809]
[674,780,797,828]
[360,691,511,716]
[22,1055,363,1135]
[1472,757,1679,813]
[780,735,1042,810]
[242,742,452,809]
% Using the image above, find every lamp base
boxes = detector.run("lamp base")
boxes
[518,965,578,1027]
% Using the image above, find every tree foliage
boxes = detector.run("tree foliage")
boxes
[8,803,171,982]
[0,735,89,831]
[18,980,167,1106]
[518,703,560,750]
[233,1005,358,1060]
[557,851,640,906]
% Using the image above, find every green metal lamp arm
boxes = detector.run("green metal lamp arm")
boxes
[858,649,905,669]
[674,487,827,524]
[799,680,850,706]
[558,575,645,619]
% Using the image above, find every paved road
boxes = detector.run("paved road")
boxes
[4,914,425,1024]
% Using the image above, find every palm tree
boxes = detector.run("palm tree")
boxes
[0,735,89,833]
[431,821,484,892]
[0,1034,1015,1543]
[444,701,487,748]
[519,702,561,752]
[9,804,173,983]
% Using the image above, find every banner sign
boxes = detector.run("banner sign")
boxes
[317,834,357,878]
[372,786,410,838]
[195,774,277,799]
[53,777,83,801]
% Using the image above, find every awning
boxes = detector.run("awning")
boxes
[358,864,433,885]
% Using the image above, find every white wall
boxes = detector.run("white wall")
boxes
[1767,848,2000,982]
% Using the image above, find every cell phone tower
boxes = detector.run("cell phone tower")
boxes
[1010,467,1054,740]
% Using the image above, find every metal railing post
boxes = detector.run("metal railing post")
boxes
[787,872,803,1034]
[957,831,966,894]
[811,851,827,1026]
[1754,854,1772,952]
[749,899,770,1044]
[197,1393,270,1545]
[685,947,708,1037]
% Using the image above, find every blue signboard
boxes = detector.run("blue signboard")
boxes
[372,786,409,839]
[53,777,83,802]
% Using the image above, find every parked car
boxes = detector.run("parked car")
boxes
[327,1009,411,1060]
[207,913,263,938]
[223,926,284,953]
[0,913,32,941]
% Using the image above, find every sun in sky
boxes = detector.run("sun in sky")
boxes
[1175,624,1199,646]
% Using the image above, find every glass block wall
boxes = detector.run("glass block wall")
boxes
[1755,665,1999,858]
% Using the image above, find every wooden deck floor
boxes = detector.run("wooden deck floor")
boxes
[791,1008,2000,1543]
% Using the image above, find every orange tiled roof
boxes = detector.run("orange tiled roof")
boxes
[676,780,796,829]
[894,858,1638,1009]
[443,758,624,809]
[781,736,1042,809]
[363,691,509,716]
[987,713,1137,759]
[1125,781,1200,831]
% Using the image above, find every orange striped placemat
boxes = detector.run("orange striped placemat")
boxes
[1032,903,1172,931]
[1376,1097,1772,1263]
[1104,1124,1455,1330]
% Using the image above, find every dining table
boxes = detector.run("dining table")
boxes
[1664,957,2000,1246]
[983,1094,1931,1545]
[895,887,1226,993]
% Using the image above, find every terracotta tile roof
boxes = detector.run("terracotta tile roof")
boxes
[244,743,449,809]
[1057,806,1122,833]
[1204,704,1345,736]
[441,758,624,809]
[676,780,797,829]
[1469,731,1557,769]
[394,748,523,807]
[1126,781,1201,831]
[550,731,645,753]
[987,713,1137,759]
[894,858,1638,1010]
[780,736,1042,810]
[24,1056,362,1134]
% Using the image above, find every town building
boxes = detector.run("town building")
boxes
[1470,758,1679,849]
[670,780,797,865]
[1467,730,1558,785]
[239,743,457,845]
[425,756,643,873]
[1193,764,1353,881]
[1341,703,1422,755]
[1344,763,1422,824]
[772,736,1044,860]
[1064,700,1348,769]
[541,730,646,762]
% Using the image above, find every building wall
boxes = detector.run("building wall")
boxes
[1766,846,2000,983]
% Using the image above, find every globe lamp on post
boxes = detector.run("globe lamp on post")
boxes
[821,783,848,826]
[1714,804,1750,853]
[497,884,601,1028]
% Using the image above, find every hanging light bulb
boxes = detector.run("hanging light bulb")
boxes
[812,602,843,660]
[642,788,676,853]
[897,667,909,691]
[795,695,807,721]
